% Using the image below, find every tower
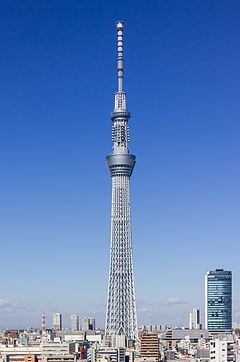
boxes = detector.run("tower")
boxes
[70,314,79,331]
[52,312,62,330]
[189,308,200,329]
[82,317,89,331]
[89,318,96,330]
[41,312,46,333]
[105,21,138,341]
[205,269,232,332]
[81,317,95,331]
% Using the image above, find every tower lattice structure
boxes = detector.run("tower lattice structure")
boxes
[105,21,138,341]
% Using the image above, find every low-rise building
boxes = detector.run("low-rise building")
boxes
[96,347,125,362]
[210,336,235,362]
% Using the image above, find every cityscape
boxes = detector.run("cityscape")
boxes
[0,268,238,361]
[1,1,240,362]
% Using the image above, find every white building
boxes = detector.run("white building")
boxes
[177,337,191,352]
[189,309,200,329]
[210,337,235,362]
[0,345,42,362]
[64,334,102,343]
[87,348,97,362]
[42,342,75,362]
[70,314,79,331]
[42,342,70,356]
[96,348,125,362]
[82,317,96,331]
[53,313,62,330]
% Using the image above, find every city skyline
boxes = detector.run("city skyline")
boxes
[0,0,240,328]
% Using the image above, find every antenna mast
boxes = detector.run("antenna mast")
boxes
[116,21,124,92]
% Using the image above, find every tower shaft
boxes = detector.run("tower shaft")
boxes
[105,21,138,341]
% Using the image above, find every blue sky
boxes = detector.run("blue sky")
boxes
[0,0,239,329]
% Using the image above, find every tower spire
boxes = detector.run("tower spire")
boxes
[116,21,124,92]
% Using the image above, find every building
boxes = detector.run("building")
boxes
[0,346,42,362]
[196,347,210,359]
[70,314,79,331]
[105,21,138,342]
[96,348,126,362]
[210,336,235,361]
[42,342,76,362]
[53,330,103,344]
[24,355,38,362]
[87,348,96,362]
[205,269,232,332]
[81,317,95,331]
[42,356,75,362]
[82,317,88,331]
[162,329,209,351]
[89,318,95,331]
[53,313,63,331]
[140,332,159,362]
[42,342,73,356]
[189,309,201,329]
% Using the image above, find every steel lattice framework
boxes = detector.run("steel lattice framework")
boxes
[105,21,138,341]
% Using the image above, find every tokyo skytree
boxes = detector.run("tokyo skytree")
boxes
[105,21,138,341]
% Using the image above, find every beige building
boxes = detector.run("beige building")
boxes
[24,355,38,362]
[0,346,42,362]
[140,332,159,362]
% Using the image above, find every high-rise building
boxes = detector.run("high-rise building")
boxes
[189,308,200,329]
[89,318,96,331]
[52,313,62,330]
[140,332,159,362]
[70,314,79,331]
[81,317,95,331]
[105,21,138,342]
[205,269,232,332]
[82,317,89,331]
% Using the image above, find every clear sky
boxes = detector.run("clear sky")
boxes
[0,0,239,329]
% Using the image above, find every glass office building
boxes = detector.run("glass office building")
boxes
[205,269,232,332]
